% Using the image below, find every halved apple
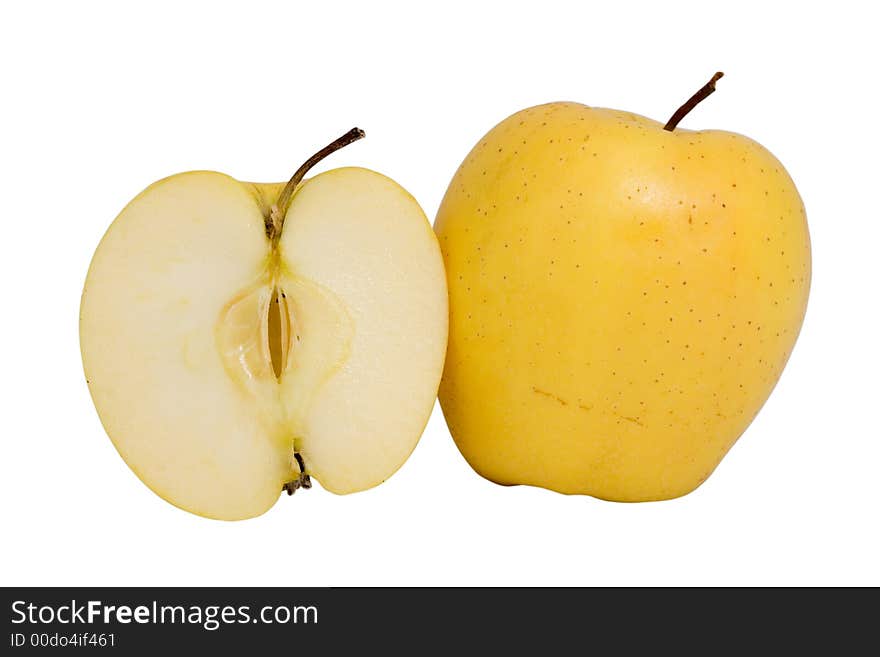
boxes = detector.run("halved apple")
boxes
[80,130,448,520]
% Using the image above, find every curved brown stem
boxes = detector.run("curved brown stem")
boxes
[664,72,724,132]
[268,127,365,241]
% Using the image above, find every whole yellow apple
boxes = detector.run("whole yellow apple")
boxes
[435,74,810,501]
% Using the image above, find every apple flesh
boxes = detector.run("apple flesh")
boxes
[435,95,810,501]
[81,161,447,520]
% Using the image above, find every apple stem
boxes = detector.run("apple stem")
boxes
[268,127,366,241]
[663,72,724,131]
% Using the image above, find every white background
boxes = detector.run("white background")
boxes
[1,0,877,586]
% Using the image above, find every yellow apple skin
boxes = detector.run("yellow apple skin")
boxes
[435,102,811,501]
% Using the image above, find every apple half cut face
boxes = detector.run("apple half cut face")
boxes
[80,147,448,520]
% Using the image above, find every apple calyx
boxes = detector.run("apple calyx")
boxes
[663,71,724,131]
[266,127,366,243]
[283,453,312,495]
